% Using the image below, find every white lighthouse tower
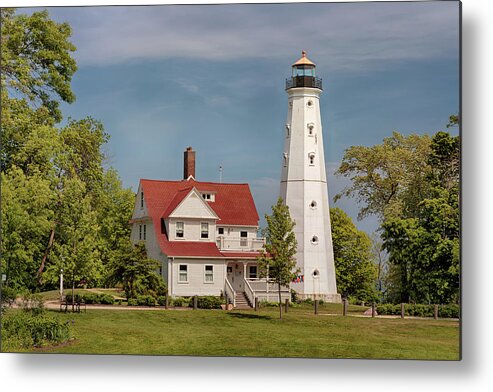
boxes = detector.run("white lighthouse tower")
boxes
[280,51,340,303]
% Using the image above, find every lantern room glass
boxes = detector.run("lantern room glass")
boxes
[292,65,316,77]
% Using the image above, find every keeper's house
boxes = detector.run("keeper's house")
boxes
[130,147,289,308]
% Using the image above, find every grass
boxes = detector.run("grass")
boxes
[17,305,460,360]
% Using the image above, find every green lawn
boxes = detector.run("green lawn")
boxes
[25,306,460,359]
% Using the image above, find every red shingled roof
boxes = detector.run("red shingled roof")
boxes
[140,178,261,258]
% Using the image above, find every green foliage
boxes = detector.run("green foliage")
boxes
[330,207,378,302]
[1,9,77,122]
[376,303,459,318]
[335,132,432,221]
[127,298,138,306]
[336,127,459,305]
[188,296,223,309]
[171,297,190,307]
[136,295,157,307]
[1,310,72,350]
[106,242,167,300]
[257,198,299,319]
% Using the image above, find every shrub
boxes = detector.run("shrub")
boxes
[21,293,45,316]
[157,296,168,306]
[1,311,71,351]
[127,298,138,306]
[188,296,222,309]
[136,295,156,306]
[439,304,460,318]
[98,294,115,305]
[376,303,459,318]
[259,300,279,308]
[81,293,98,304]
[172,297,190,307]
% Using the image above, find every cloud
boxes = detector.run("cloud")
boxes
[48,2,459,71]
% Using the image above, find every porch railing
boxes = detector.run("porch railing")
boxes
[244,278,291,303]
[243,278,255,308]
[224,278,236,308]
[216,237,265,251]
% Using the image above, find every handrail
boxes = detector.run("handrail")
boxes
[224,278,236,308]
[243,278,255,308]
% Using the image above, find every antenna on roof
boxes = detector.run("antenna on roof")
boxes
[219,165,223,183]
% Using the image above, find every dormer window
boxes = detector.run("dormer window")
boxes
[201,193,215,202]
[201,222,209,239]
[176,222,184,238]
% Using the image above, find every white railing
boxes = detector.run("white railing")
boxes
[216,237,265,251]
[224,278,236,308]
[246,278,290,303]
[243,279,255,308]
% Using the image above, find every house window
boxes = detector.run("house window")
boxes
[240,231,248,247]
[202,193,211,200]
[139,225,142,240]
[201,222,209,239]
[176,222,184,238]
[179,265,188,282]
[143,224,146,240]
[218,227,224,235]
[205,265,214,283]
[140,191,144,209]
[248,266,258,279]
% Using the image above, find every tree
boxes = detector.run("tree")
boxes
[380,131,460,304]
[334,132,431,221]
[106,242,167,300]
[1,9,77,122]
[257,198,299,320]
[330,208,378,302]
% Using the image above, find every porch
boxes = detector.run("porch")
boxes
[223,261,290,309]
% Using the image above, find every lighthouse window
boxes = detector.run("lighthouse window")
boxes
[308,153,315,165]
[285,124,290,137]
[313,269,320,278]
[307,123,314,136]
[307,100,313,107]
[283,153,288,167]
[310,201,317,209]
[311,235,319,245]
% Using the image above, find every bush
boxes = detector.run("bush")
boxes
[259,300,279,308]
[1,311,71,350]
[98,294,115,305]
[127,298,138,306]
[188,296,222,309]
[172,297,190,307]
[136,295,156,306]
[157,296,168,306]
[21,293,45,316]
[376,303,459,318]
[82,293,98,304]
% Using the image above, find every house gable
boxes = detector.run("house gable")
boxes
[168,188,219,220]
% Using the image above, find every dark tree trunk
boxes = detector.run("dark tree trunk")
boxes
[37,225,56,285]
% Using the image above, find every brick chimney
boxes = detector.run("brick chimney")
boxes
[183,146,196,179]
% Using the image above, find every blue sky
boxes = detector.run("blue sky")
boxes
[25,1,460,234]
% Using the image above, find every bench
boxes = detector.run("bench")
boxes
[60,297,86,313]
